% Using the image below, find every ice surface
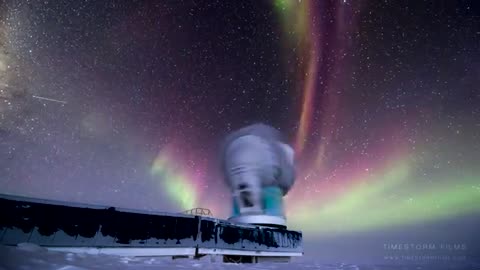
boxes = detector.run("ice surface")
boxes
[0,244,476,270]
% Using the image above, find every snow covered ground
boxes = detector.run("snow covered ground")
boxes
[0,244,477,270]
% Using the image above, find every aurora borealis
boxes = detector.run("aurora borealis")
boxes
[1,0,479,247]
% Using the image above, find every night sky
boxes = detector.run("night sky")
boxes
[1,0,479,244]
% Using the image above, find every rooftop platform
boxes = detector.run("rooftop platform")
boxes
[0,194,303,261]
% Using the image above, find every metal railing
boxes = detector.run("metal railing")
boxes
[182,208,212,216]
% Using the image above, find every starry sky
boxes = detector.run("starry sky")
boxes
[1,0,479,247]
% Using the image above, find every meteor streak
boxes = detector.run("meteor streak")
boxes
[32,95,67,104]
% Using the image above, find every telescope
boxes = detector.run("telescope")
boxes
[221,123,296,228]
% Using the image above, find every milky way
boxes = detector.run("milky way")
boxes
[0,0,479,241]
